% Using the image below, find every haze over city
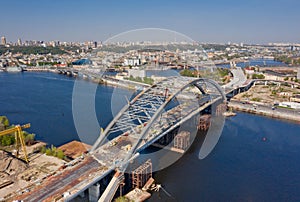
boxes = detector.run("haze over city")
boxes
[1,0,300,43]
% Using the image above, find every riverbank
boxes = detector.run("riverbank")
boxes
[25,69,300,123]
[228,100,300,123]
[24,67,151,91]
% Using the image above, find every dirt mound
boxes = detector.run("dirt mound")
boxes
[58,140,91,159]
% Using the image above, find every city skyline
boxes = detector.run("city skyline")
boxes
[1,0,300,44]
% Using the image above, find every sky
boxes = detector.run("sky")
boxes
[1,0,300,44]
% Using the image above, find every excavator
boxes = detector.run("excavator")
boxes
[0,123,31,163]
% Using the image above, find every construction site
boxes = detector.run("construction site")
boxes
[233,81,300,105]
[0,80,222,201]
[0,118,91,201]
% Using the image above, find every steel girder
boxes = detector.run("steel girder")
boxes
[91,76,225,153]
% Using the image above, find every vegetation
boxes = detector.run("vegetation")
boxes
[271,90,277,95]
[180,69,198,77]
[40,145,65,160]
[23,131,35,146]
[0,135,15,146]
[275,55,292,64]
[251,97,262,102]
[252,74,265,79]
[99,44,208,53]
[242,93,251,98]
[125,76,154,85]
[217,68,230,77]
[37,61,60,66]
[0,116,10,127]
[0,131,35,147]
[114,196,133,202]
[0,116,36,147]
[0,46,67,55]
[275,55,300,65]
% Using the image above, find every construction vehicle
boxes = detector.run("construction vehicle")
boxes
[0,123,30,163]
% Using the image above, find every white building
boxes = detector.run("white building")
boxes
[279,102,300,109]
[1,36,6,45]
[297,68,300,80]
[124,58,140,66]
[17,38,22,46]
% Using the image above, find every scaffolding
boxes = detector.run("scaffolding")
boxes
[174,131,190,150]
[131,159,152,188]
[197,115,211,131]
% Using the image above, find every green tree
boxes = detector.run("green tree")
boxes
[45,148,52,156]
[252,74,265,79]
[180,69,198,77]
[42,145,65,160]
[56,150,65,159]
[24,133,35,145]
[0,116,10,127]
[40,146,46,153]
[1,135,15,146]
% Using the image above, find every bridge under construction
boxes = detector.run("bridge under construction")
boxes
[17,76,227,202]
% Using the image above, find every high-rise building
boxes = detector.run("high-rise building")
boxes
[291,46,295,51]
[17,38,22,46]
[1,36,6,45]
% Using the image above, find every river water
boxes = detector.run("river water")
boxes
[0,72,300,201]
[216,59,287,68]
[0,72,132,146]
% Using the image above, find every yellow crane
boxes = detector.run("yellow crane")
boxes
[0,123,30,163]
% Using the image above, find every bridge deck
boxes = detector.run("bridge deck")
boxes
[18,76,225,201]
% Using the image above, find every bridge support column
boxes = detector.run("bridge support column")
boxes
[197,115,211,131]
[216,103,227,116]
[132,159,152,188]
[88,183,101,202]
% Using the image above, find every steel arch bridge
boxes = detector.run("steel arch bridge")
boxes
[91,76,225,161]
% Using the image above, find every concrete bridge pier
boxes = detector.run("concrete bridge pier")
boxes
[88,183,101,202]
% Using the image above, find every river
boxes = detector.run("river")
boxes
[0,72,132,146]
[216,59,287,68]
[0,72,300,201]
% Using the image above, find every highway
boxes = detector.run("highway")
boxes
[223,67,247,90]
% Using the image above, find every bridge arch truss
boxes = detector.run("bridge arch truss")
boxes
[91,76,225,154]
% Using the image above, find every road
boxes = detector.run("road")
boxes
[229,100,300,122]
[223,67,247,90]
[18,157,104,202]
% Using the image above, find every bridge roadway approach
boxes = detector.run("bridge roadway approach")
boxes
[19,76,225,202]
